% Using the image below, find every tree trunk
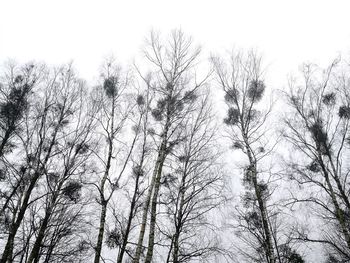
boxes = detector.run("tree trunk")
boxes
[117,167,142,263]
[319,158,350,249]
[165,236,174,263]
[94,96,115,263]
[144,148,167,263]
[27,180,64,263]
[27,205,53,263]
[134,127,169,263]
[132,159,160,263]
[325,149,350,210]
[243,134,275,263]
[252,175,275,263]
[143,112,171,263]
[1,173,41,263]
[1,107,62,263]
[94,201,108,263]
[173,170,187,263]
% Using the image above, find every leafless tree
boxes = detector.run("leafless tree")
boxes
[24,66,97,263]
[0,62,43,224]
[160,91,224,263]
[212,50,304,263]
[112,82,153,263]
[91,60,139,263]
[1,64,92,263]
[132,30,208,263]
[283,59,350,261]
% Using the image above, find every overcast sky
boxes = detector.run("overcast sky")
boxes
[1,0,350,87]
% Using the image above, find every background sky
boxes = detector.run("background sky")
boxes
[1,0,350,87]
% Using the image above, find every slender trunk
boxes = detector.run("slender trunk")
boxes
[94,143,112,263]
[117,166,142,263]
[269,219,282,263]
[166,236,174,263]
[143,113,171,263]
[94,201,108,263]
[333,173,350,210]
[1,172,41,263]
[143,159,165,263]
[173,172,186,263]
[18,229,31,263]
[27,144,82,263]
[132,158,159,263]
[115,114,144,262]
[43,234,56,263]
[319,158,350,248]
[1,106,62,263]
[1,178,24,214]
[243,134,275,263]
[326,176,350,247]
[131,87,152,263]
[1,233,14,263]
[172,232,180,263]
[27,182,63,263]
[252,173,275,263]
[325,149,350,210]
[144,146,167,263]
[133,125,168,263]
[94,96,115,263]
[172,214,183,263]
[27,205,53,263]
[0,191,20,263]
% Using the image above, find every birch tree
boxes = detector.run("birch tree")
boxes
[92,60,139,263]
[0,65,90,263]
[133,30,207,263]
[284,60,350,261]
[162,91,224,263]
[212,51,303,263]
[25,66,97,263]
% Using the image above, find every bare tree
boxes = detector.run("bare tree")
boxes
[212,50,304,263]
[91,60,139,263]
[132,30,206,263]
[0,62,43,225]
[161,91,224,263]
[25,66,97,263]
[113,83,153,263]
[283,59,350,261]
[1,64,91,263]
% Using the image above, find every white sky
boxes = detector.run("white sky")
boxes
[1,0,350,87]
